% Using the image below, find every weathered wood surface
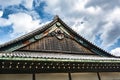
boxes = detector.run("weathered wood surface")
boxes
[20,36,93,54]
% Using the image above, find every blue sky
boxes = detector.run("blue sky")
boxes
[0,0,120,56]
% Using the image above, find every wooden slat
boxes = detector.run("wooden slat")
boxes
[19,36,93,54]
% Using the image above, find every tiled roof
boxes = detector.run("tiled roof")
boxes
[0,52,120,62]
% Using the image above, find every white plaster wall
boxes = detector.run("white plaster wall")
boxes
[1,72,120,80]
[71,73,98,80]
[36,73,68,80]
[0,74,32,80]
[100,72,120,80]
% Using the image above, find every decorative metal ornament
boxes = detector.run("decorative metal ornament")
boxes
[55,28,64,40]
[56,22,61,27]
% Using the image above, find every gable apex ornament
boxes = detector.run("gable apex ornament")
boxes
[55,28,64,40]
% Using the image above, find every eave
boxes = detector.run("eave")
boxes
[0,52,120,63]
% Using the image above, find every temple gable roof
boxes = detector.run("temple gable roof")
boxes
[0,15,114,57]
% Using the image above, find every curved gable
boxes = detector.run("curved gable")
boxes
[0,16,114,57]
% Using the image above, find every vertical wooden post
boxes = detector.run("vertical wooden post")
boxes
[68,73,72,80]
[97,72,101,80]
[33,73,35,80]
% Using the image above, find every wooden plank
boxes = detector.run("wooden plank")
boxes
[97,72,101,80]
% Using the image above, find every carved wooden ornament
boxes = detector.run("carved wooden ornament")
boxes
[55,28,64,40]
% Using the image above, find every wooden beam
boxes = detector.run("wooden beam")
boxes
[97,72,101,80]
[68,73,72,80]
[32,73,35,80]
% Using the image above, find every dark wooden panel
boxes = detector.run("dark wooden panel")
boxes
[19,36,93,54]
[0,60,120,73]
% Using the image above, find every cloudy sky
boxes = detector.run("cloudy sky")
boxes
[0,0,120,56]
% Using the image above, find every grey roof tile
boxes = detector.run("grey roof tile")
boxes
[0,52,120,62]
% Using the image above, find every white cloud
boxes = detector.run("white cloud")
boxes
[0,0,22,8]
[0,11,51,44]
[0,0,33,9]
[100,22,120,47]
[26,10,40,20]
[0,11,3,17]
[0,18,11,26]
[86,6,102,15]
[0,10,12,27]
[105,7,120,22]
[8,12,41,37]
[0,12,42,39]
[44,0,90,16]
[22,0,33,9]
[110,48,120,56]
[34,0,42,7]
[72,0,89,11]
[100,7,120,47]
